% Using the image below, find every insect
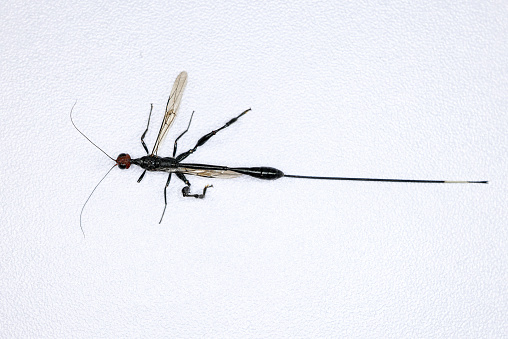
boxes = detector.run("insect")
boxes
[71,71,488,237]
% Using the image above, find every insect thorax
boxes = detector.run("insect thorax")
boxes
[132,155,178,171]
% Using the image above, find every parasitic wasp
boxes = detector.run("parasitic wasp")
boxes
[71,71,488,237]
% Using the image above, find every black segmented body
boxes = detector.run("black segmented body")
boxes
[130,155,284,180]
[131,155,177,172]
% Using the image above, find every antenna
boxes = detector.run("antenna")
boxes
[70,101,114,161]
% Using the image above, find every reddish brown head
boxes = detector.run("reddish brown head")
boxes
[116,153,131,169]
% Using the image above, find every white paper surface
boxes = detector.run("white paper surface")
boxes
[1,1,506,337]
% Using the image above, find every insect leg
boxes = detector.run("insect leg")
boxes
[175,172,191,186]
[137,170,146,183]
[176,108,251,162]
[176,172,213,199]
[159,173,172,224]
[137,104,154,183]
[173,111,194,157]
[140,104,153,154]
[182,185,213,199]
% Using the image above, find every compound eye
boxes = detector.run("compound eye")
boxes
[118,163,127,170]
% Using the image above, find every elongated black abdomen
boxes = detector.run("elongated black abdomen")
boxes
[230,167,284,180]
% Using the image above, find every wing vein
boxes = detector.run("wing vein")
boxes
[151,71,188,155]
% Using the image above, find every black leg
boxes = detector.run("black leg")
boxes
[159,173,172,224]
[137,170,147,183]
[182,185,213,199]
[140,104,153,154]
[176,172,213,199]
[176,108,251,162]
[137,104,153,183]
[173,111,194,157]
[175,172,190,186]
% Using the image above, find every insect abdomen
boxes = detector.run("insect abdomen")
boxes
[230,167,284,180]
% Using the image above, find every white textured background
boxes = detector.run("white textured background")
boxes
[1,1,506,337]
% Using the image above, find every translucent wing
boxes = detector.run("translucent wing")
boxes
[178,167,243,179]
[151,71,188,155]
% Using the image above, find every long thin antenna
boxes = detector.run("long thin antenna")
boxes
[284,174,488,184]
[70,101,115,161]
[79,164,117,238]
